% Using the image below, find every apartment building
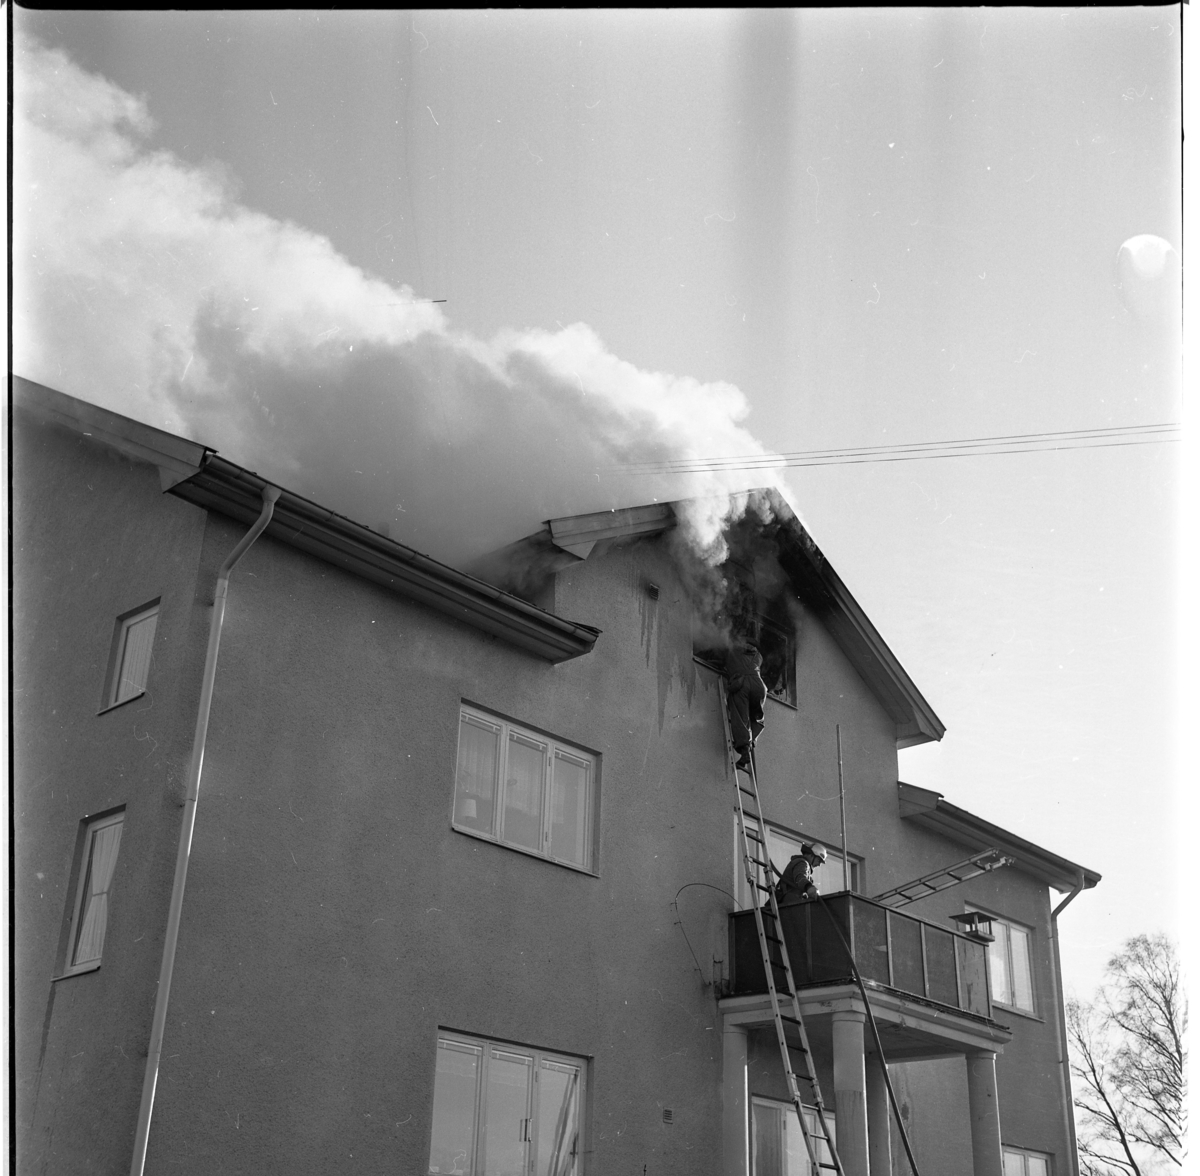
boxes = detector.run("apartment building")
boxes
[13,376,1098,1176]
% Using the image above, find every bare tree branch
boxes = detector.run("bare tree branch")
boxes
[1067,934,1187,1174]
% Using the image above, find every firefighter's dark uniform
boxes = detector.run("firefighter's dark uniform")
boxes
[724,644,767,769]
[776,854,820,906]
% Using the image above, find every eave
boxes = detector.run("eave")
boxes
[898,782,1102,893]
[15,377,600,664]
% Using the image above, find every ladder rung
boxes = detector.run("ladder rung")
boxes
[762,933,783,945]
[746,856,771,869]
[743,830,765,843]
[737,786,759,799]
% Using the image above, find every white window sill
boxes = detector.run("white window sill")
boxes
[97,692,146,715]
[451,823,598,878]
[991,1001,1043,1023]
[52,962,101,982]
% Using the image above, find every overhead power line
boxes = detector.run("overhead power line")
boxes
[621,422,1181,476]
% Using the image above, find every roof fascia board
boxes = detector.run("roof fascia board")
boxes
[898,783,1101,892]
[777,518,944,746]
[172,457,600,663]
[14,376,210,489]
[548,503,675,559]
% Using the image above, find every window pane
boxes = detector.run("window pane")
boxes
[429,1040,481,1175]
[989,921,1012,1006]
[783,1108,807,1176]
[761,829,806,902]
[483,1049,532,1176]
[1009,925,1034,1011]
[502,735,545,853]
[115,610,157,703]
[752,1102,784,1176]
[812,852,852,895]
[536,1059,580,1176]
[457,717,500,834]
[550,754,589,868]
[1025,1155,1049,1176]
[1002,1149,1027,1176]
[72,817,123,967]
[801,1108,836,1175]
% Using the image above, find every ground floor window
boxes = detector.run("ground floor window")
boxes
[751,1096,836,1176]
[428,1032,584,1176]
[1003,1145,1052,1176]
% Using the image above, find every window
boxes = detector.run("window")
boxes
[976,909,1035,1013]
[737,823,858,910]
[756,616,796,706]
[102,600,159,709]
[454,707,597,872]
[1003,1145,1052,1176]
[693,611,796,707]
[63,811,124,975]
[751,1097,836,1176]
[427,1033,584,1176]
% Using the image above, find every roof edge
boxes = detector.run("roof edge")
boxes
[14,375,212,488]
[15,378,599,664]
[898,782,1101,893]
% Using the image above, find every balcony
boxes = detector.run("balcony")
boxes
[729,893,994,1025]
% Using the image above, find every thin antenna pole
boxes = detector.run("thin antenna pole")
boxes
[837,725,849,892]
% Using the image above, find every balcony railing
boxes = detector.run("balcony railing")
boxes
[729,893,993,1021]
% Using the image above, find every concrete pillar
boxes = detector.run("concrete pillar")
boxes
[966,1049,1004,1176]
[832,1010,869,1176]
[722,1022,749,1176]
[865,1053,891,1176]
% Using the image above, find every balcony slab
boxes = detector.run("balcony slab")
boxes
[719,982,1011,1063]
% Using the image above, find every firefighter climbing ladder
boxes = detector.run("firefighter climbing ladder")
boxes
[718,680,845,1176]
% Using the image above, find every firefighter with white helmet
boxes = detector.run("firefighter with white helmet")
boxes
[773,842,828,906]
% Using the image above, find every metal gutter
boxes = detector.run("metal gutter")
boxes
[898,782,1102,893]
[1050,870,1087,1176]
[129,486,280,1176]
[169,456,600,664]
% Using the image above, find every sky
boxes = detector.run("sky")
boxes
[11,7,1183,998]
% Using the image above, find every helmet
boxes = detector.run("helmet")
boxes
[805,843,828,863]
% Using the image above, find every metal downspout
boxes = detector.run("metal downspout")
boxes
[1050,869,1087,1176]
[129,486,280,1176]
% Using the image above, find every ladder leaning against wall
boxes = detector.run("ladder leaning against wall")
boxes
[718,679,845,1176]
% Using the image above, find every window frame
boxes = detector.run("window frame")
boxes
[971,905,1037,1015]
[750,1095,837,1176]
[99,599,160,713]
[427,1030,587,1176]
[1002,1144,1053,1176]
[452,704,600,875]
[735,820,860,911]
[58,809,125,979]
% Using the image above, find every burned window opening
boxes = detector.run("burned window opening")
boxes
[694,593,796,707]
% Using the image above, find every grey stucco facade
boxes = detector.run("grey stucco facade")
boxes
[14,380,1096,1176]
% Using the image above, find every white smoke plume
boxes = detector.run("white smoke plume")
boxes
[14,40,790,569]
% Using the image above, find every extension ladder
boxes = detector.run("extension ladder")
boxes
[872,848,1013,908]
[718,680,844,1176]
